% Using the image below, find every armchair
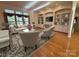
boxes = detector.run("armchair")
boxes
[19,31,40,52]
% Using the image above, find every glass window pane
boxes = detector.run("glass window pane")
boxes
[5,9,14,13]
[7,16,15,21]
[24,17,29,21]
[16,16,23,26]
[23,12,29,15]
[17,22,23,26]
[24,17,29,25]
[16,11,22,14]
[16,16,22,21]
[8,21,15,25]
[7,16,15,25]
[25,21,28,25]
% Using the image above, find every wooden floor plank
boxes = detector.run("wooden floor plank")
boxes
[31,31,79,57]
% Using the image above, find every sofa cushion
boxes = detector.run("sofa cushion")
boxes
[0,30,9,38]
[43,25,55,32]
[0,30,9,48]
[0,37,9,43]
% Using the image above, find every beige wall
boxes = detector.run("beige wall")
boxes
[75,1,79,17]
[29,2,72,25]
[75,8,79,17]
[0,7,5,29]
[0,2,72,29]
[30,12,39,25]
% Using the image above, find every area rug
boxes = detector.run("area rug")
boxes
[0,34,48,57]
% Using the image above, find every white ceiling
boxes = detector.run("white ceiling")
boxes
[0,1,72,12]
[0,1,50,12]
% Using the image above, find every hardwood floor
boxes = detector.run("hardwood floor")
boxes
[31,31,79,57]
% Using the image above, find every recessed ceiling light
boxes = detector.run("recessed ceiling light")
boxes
[25,1,38,9]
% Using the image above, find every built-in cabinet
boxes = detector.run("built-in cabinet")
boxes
[54,9,71,33]
[45,12,54,25]
[38,14,44,24]
[37,9,71,33]
[38,12,54,25]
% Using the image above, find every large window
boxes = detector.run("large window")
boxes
[24,17,29,25]
[23,12,29,15]
[16,16,23,26]
[5,9,14,13]
[7,15,15,25]
[16,11,22,15]
[4,9,30,27]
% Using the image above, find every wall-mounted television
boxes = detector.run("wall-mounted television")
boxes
[46,16,53,22]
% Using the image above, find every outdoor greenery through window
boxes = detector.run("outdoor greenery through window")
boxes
[7,16,15,25]
[16,16,23,27]
[4,9,29,27]
[5,9,14,13]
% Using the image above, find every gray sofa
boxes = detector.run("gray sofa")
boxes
[41,26,55,39]
[0,30,9,48]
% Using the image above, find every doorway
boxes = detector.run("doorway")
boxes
[73,2,79,34]
[74,17,79,32]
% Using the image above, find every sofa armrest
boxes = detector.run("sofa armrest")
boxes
[0,37,9,43]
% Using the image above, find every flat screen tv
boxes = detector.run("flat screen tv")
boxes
[46,16,53,22]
